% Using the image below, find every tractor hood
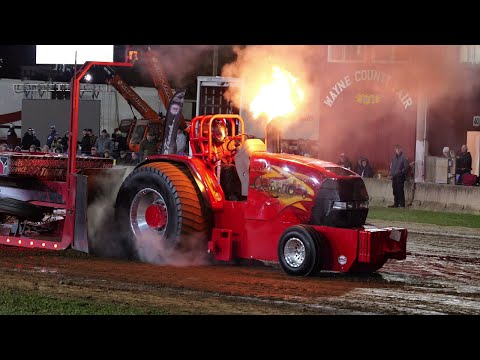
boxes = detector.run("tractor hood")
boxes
[248,152,370,228]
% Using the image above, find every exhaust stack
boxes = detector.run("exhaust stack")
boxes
[266,118,282,153]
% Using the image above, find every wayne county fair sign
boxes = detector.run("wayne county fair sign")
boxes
[323,69,414,110]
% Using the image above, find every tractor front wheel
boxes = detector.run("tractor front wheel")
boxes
[278,225,324,276]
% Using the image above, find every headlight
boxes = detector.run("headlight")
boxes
[332,201,369,210]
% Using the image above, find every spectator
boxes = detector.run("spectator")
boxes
[455,144,472,185]
[176,128,187,155]
[130,151,140,166]
[442,146,450,158]
[60,131,69,153]
[46,125,57,148]
[79,129,91,155]
[95,129,114,154]
[31,130,41,149]
[115,150,130,165]
[50,136,62,152]
[88,129,97,151]
[0,143,9,151]
[103,150,113,159]
[354,158,363,175]
[90,147,101,157]
[139,132,158,160]
[21,128,34,150]
[337,152,353,170]
[29,144,37,152]
[7,124,18,150]
[388,144,409,208]
[112,128,127,156]
[41,145,50,153]
[357,157,374,178]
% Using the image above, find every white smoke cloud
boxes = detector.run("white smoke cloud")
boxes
[86,167,132,259]
[138,45,214,88]
[134,231,210,267]
[86,166,209,267]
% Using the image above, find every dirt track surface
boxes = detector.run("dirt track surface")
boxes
[0,221,479,315]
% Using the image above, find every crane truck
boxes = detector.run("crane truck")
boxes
[106,46,187,154]
[104,68,165,153]
[0,60,407,277]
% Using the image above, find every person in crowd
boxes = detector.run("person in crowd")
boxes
[60,131,69,153]
[442,146,450,158]
[130,151,140,166]
[88,129,97,151]
[356,157,374,178]
[50,136,62,152]
[41,145,50,153]
[7,124,18,150]
[337,152,353,170]
[31,129,41,149]
[46,125,57,148]
[90,146,101,157]
[388,144,409,208]
[79,128,91,155]
[95,129,114,154]
[455,144,472,185]
[354,158,363,175]
[29,144,38,152]
[115,150,130,165]
[139,132,158,160]
[112,128,127,157]
[21,128,34,150]
[103,150,113,159]
[0,143,9,151]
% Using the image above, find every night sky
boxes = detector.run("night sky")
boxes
[0,45,35,64]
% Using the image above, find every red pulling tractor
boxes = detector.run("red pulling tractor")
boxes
[0,61,407,277]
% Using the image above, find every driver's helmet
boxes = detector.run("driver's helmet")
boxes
[211,119,227,145]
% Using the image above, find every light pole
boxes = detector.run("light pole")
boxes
[213,45,218,76]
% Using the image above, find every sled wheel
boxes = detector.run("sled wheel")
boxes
[0,197,45,222]
[278,224,324,276]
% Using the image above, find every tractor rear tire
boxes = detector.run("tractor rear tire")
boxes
[0,197,45,222]
[278,224,324,276]
[115,162,211,264]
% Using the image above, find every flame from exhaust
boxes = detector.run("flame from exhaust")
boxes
[249,66,304,121]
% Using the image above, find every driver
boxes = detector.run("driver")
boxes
[210,118,242,200]
[211,118,236,164]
